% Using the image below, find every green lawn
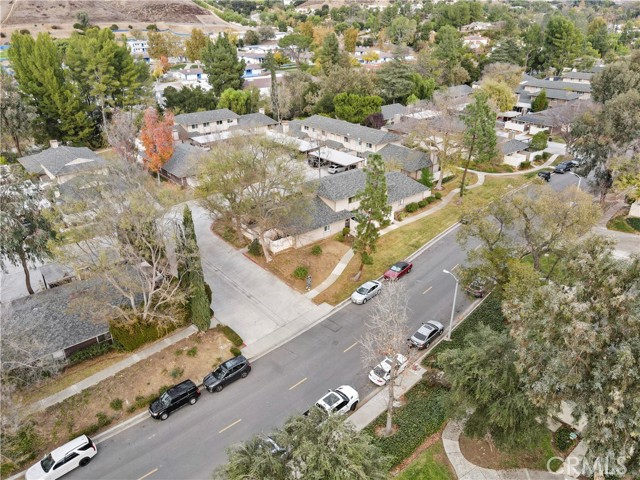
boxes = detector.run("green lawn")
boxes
[607,214,640,234]
[395,440,455,480]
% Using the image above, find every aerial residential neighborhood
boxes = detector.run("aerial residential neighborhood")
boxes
[1,0,639,479]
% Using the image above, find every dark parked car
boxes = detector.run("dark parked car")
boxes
[383,261,413,280]
[149,379,200,420]
[203,355,251,393]
[554,162,572,173]
[465,278,488,298]
[408,320,444,349]
[537,171,551,182]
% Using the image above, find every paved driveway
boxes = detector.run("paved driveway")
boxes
[188,203,332,347]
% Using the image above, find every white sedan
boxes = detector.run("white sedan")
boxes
[368,354,408,386]
[314,385,359,415]
[351,280,382,304]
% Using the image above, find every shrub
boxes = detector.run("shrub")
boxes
[554,426,575,452]
[335,232,345,242]
[405,202,418,213]
[293,266,309,279]
[128,25,133,29]
[175,349,184,356]
[310,245,322,256]
[248,238,263,256]
[434,192,442,200]
[230,346,242,357]
[420,168,434,188]
[126,405,136,413]
[534,154,542,161]
[186,347,198,357]
[342,227,350,236]
[67,342,112,365]
[519,161,532,170]
[50,25,60,29]
[72,23,84,30]
[169,367,184,379]
[394,211,406,221]
[542,152,551,160]
[627,217,640,231]
[110,398,123,411]
[442,174,456,184]
[530,131,548,151]
[216,324,244,347]
[147,24,158,31]
[110,24,119,30]
[418,199,428,208]
[110,320,181,352]
[427,196,436,203]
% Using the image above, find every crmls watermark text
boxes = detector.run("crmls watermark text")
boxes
[547,456,627,477]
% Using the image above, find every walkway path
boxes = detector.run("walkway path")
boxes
[442,419,584,480]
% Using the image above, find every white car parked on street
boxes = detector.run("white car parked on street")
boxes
[26,435,97,480]
[313,385,359,415]
[368,354,408,386]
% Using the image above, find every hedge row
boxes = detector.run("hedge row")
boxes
[364,383,450,469]
[423,289,506,370]
[110,321,180,352]
[67,342,113,365]
[216,324,244,347]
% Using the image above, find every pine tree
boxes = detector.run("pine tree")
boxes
[531,89,548,112]
[352,155,391,277]
[202,34,246,97]
[460,92,497,197]
[180,205,212,332]
[318,32,341,74]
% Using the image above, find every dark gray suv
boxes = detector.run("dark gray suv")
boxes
[203,355,251,393]
[149,380,200,420]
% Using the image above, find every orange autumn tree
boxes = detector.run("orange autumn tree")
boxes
[140,108,174,181]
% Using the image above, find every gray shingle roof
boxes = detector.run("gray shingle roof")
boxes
[377,144,432,172]
[513,113,555,127]
[299,115,401,146]
[18,146,107,177]
[561,71,593,81]
[316,169,428,203]
[161,143,207,179]
[289,197,353,232]
[442,84,473,98]
[500,139,529,155]
[522,74,591,93]
[529,89,579,101]
[381,103,407,121]
[238,112,278,128]
[174,109,239,126]
[5,278,114,358]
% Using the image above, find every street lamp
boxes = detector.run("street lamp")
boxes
[443,269,459,341]
[569,171,583,191]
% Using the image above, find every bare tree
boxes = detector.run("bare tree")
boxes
[197,135,309,262]
[360,282,417,436]
[105,108,140,163]
[55,162,188,329]
[544,100,596,153]
[407,94,465,191]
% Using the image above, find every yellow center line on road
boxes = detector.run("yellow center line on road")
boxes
[422,286,432,295]
[289,377,307,390]
[219,418,242,434]
[343,341,358,353]
[137,468,158,480]
[452,264,459,271]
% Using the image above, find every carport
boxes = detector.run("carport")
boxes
[309,147,364,169]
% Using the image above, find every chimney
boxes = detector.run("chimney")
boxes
[50,140,59,149]
[282,121,289,134]
[259,108,265,115]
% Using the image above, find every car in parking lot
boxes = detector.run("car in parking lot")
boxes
[351,280,382,304]
[568,158,583,169]
[149,379,200,420]
[408,321,444,349]
[203,355,251,393]
[537,171,551,182]
[554,162,573,173]
[328,165,348,174]
[312,385,359,415]
[368,354,408,386]
[383,261,413,280]
[26,435,97,480]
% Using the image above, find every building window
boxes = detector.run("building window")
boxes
[366,143,372,149]
[344,136,349,143]
[348,196,356,204]
[322,130,326,135]
[203,122,210,127]
[191,124,197,130]
[304,125,309,131]
[216,120,223,125]
[323,225,330,232]
[227,119,233,123]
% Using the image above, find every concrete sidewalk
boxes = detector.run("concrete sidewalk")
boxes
[27,325,199,414]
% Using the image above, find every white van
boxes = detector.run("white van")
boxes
[26,435,97,480]
[327,165,347,174]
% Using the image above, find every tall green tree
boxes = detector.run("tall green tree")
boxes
[591,53,640,103]
[530,90,548,112]
[202,34,245,97]
[521,23,545,73]
[376,58,414,103]
[480,80,515,112]
[217,88,259,115]
[503,236,640,477]
[387,16,417,45]
[163,85,217,114]
[179,205,212,332]
[587,17,611,57]
[460,92,497,197]
[0,167,57,295]
[184,28,207,62]
[439,324,542,447]
[433,25,468,86]
[333,93,383,124]
[278,33,312,65]
[0,72,35,157]
[543,15,583,74]
[217,408,389,480]
[318,32,341,74]
[352,155,391,277]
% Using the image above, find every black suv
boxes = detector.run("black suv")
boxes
[149,380,200,420]
[203,355,251,393]
[537,171,551,182]
[554,162,572,173]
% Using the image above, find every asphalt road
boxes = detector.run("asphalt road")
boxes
[66,173,580,480]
